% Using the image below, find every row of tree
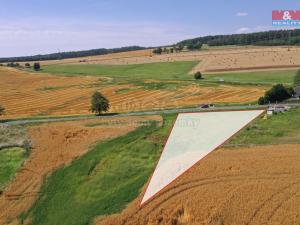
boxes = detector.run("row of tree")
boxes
[0,46,146,63]
[178,29,300,47]
[153,45,184,54]
[152,43,203,54]
[3,62,41,71]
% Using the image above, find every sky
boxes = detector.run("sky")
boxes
[0,0,300,57]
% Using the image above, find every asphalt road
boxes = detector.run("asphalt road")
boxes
[2,103,300,126]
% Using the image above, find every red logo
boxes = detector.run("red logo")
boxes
[272,10,300,20]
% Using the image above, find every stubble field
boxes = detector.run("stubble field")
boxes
[0,115,161,225]
[0,67,266,119]
[28,46,300,73]
[96,144,300,225]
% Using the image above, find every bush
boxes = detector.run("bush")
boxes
[25,63,31,68]
[6,62,18,67]
[153,47,162,55]
[90,91,110,115]
[258,84,294,105]
[194,71,203,80]
[33,62,40,71]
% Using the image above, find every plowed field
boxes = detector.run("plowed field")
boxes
[96,144,300,225]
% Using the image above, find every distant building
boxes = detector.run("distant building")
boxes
[267,105,290,115]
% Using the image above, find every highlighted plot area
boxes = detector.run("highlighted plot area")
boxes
[141,110,264,205]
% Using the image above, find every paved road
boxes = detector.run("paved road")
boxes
[2,103,300,126]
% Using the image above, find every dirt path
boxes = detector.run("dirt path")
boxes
[0,116,161,225]
[96,144,300,225]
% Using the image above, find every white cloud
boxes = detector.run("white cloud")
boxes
[0,18,195,57]
[236,27,250,33]
[236,12,248,17]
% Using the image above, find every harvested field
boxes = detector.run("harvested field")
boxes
[96,144,300,225]
[0,67,265,119]
[0,115,161,225]
[34,46,300,73]
[19,49,154,66]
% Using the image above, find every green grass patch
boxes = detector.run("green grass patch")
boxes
[115,88,134,94]
[25,114,176,225]
[294,70,300,86]
[228,107,300,146]
[36,86,67,91]
[41,61,198,80]
[0,147,26,192]
[204,70,297,85]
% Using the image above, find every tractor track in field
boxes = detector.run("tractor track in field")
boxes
[96,144,300,225]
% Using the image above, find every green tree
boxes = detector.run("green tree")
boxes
[176,44,184,52]
[153,47,162,55]
[194,71,203,80]
[33,62,40,71]
[91,92,110,115]
[0,105,5,115]
[258,84,294,105]
[258,96,267,105]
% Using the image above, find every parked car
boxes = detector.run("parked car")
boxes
[199,104,215,109]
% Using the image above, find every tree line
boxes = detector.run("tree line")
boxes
[177,29,300,47]
[0,46,146,63]
[2,62,41,71]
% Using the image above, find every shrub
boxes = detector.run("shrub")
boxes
[7,62,17,67]
[33,62,40,71]
[90,91,110,115]
[153,47,162,55]
[194,71,203,80]
[25,63,31,68]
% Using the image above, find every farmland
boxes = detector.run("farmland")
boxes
[95,109,300,225]
[228,107,300,146]
[204,69,297,85]
[0,66,266,119]
[29,46,300,73]
[0,115,162,224]
[41,61,199,79]
[0,147,26,193]
[96,144,300,225]
[21,114,174,225]
[1,44,300,225]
